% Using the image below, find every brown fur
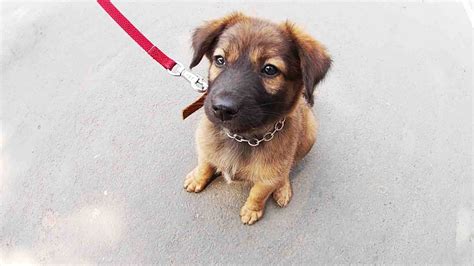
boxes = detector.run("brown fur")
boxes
[184,13,331,225]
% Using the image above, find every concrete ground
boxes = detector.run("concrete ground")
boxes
[0,1,472,264]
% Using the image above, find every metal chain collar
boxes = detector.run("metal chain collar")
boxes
[224,118,286,147]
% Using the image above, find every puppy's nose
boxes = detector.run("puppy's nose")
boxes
[212,98,239,121]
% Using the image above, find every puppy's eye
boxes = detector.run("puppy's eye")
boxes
[214,55,226,67]
[262,64,279,76]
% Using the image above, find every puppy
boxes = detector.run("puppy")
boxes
[184,12,331,225]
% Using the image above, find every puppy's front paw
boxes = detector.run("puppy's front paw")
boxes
[183,169,208,193]
[272,182,292,207]
[240,205,263,225]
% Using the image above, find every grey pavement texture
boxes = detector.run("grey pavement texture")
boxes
[0,1,472,264]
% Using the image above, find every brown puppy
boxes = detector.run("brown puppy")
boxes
[184,12,331,225]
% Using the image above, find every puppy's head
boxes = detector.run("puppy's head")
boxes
[191,12,331,133]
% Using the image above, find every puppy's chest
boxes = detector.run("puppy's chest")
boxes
[207,140,257,181]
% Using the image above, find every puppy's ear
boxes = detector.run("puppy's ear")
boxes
[283,22,331,106]
[190,12,246,69]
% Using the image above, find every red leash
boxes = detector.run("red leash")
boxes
[97,0,208,93]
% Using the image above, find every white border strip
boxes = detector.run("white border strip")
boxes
[461,0,474,27]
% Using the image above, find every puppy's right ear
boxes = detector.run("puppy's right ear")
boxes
[190,12,246,69]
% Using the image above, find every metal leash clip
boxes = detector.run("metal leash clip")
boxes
[168,61,208,93]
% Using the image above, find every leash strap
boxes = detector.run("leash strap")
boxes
[97,0,209,119]
[97,0,176,70]
[97,0,208,94]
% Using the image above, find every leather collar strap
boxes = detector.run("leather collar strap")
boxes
[97,0,207,119]
[182,92,208,119]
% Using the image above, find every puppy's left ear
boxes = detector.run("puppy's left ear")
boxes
[190,12,247,69]
[283,22,332,106]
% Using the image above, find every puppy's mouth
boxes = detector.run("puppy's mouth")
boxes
[203,101,262,134]
[220,121,256,134]
[205,111,257,134]
[204,102,281,137]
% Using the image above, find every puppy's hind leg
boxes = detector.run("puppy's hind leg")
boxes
[184,161,215,193]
